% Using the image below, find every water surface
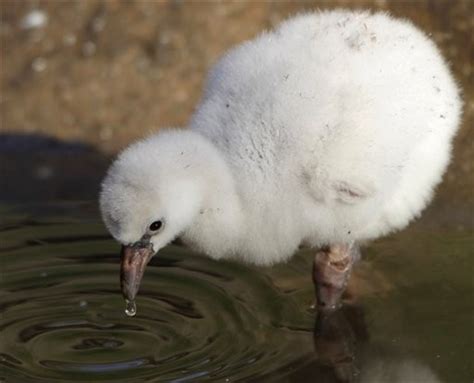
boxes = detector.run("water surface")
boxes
[0,203,472,382]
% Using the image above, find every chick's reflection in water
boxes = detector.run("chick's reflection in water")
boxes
[312,306,442,383]
[313,306,366,382]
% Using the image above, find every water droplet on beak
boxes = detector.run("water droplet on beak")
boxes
[125,299,136,317]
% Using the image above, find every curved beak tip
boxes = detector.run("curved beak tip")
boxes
[120,244,154,301]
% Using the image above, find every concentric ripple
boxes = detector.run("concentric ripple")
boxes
[1,205,473,382]
[0,212,315,382]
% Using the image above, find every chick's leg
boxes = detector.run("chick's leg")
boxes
[313,243,360,310]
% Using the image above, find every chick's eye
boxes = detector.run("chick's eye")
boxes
[149,220,162,231]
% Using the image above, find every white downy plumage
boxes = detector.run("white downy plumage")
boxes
[100,10,461,266]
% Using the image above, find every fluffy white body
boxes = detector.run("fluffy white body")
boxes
[100,10,461,266]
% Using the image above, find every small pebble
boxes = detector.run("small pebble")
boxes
[92,17,106,33]
[20,10,48,30]
[63,33,77,46]
[32,57,47,72]
[82,41,97,57]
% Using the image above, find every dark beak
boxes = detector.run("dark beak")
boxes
[120,241,154,302]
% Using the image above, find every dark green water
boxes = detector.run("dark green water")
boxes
[0,203,472,382]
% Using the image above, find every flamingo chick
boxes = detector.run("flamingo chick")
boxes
[100,10,461,312]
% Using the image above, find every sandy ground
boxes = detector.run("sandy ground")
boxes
[0,0,472,225]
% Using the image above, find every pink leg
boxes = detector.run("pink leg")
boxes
[313,243,360,310]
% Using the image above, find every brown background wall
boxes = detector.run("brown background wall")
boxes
[0,0,472,217]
